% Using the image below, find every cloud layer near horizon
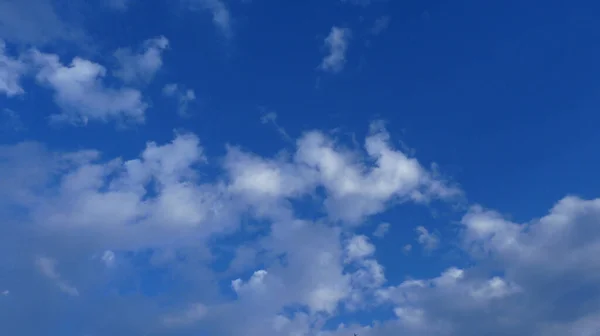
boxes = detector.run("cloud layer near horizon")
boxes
[1,122,599,336]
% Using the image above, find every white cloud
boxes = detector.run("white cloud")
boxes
[1,290,8,296]
[163,83,196,116]
[320,27,351,73]
[35,256,79,296]
[345,235,375,262]
[101,250,115,267]
[3,121,600,336]
[224,122,458,223]
[373,222,390,238]
[114,36,169,84]
[0,40,25,96]
[0,132,235,251]
[29,50,147,124]
[415,226,440,251]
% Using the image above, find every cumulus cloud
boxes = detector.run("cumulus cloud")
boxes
[29,49,147,124]
[345,235,375,262]
[2,121,599,336]
[320,26,351,73]
[224,122,459,222]
[114,36,169,84]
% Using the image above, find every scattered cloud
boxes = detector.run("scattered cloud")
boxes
[35,256,79,296]
[373,222,390,238]
[320,26,351,73]
[163,83,196,116]
[29,49,147,125]
[114,36,169,85]
[259,108,292,141]
[101,250,115,267]
[415,226,440,251]
[0,4,597,332]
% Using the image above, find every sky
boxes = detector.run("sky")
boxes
[1,0,600,335]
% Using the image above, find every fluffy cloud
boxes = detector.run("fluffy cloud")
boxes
[29,49,147,124]
[224,122,458,223]
[2,122,600,336]
[114,36,169,84]
[320,26,351,73]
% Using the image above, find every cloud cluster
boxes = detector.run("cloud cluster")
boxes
[2,114,598,335]
[0,121,459,334]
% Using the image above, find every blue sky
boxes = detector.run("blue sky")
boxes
[1,0,600,335]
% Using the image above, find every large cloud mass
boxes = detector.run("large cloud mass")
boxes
[0,122,599,336]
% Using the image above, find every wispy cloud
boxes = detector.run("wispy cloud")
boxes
[320,26,351,73]
[163,83,197,116]
[259,108,292,142]
[373,222,390,238]
[35,256,79,296]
